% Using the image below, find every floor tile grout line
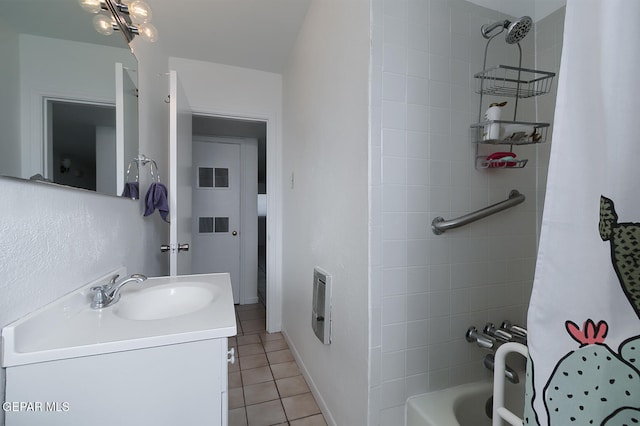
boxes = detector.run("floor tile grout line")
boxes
[232,304,326,426]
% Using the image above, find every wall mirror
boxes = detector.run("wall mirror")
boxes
[0,0,138,197]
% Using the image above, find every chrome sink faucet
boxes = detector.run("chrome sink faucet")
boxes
[90,273,147,309]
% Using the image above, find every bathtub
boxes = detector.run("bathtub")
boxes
[405,378,525,426]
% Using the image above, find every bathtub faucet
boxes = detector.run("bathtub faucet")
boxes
[483,323,513,342]
[501,320,528,340]
[483,322,528,345]
[483,354,519,384]
[466,326,496,349]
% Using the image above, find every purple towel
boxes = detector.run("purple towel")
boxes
[121,182,139,200]
[144,182,169,222]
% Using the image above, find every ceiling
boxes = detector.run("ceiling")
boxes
[150,0,312,73]
[0,0,311,74]
[466,0,566,21]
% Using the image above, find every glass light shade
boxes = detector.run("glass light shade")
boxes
[78,0,102,14]
[93,14,115,35]
[128,0,152,24]
[137,23,158,42]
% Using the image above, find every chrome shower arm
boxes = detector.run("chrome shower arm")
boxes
[481,20,509,39]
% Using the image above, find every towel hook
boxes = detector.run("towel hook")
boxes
[125,159,140,183]
[135,154,161,183]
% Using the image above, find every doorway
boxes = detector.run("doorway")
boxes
[44,99,116,192]
[191,115,267,306]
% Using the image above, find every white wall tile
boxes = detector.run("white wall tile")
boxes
[382,323,407,352]
[429,53,451,82]
[429,80,451,108]
[382,72,406,102]
[382,185,406,212]
[406,374,429,398]
[381,350,407,381]
[428,315,451,344]
[383,15,407,46]
[407,266,430,293]
[407,104,429,132]
[383,44,407,74]
[407,212,429,239]
[370,347,382,387]
[406,292,430,321]
[382,156,406,185]
[407,158,429,186]
[382,128,406,157]
[370,1,562,423]
[383,212,407,241]
[383,267,407,296]
[382,100,406,130]
[408,49,429,78]
[407,239,429,266]
[450,58,470,86]
[407,76,429,105]
[429,290,452,317]
[382,295,406,325]
[407,186,428,215]
[407,319,430,348]
[451,34,470,61]
[406,347,429,375]
[407,131,429,159]
[383,0,407,19]
[429,264,451,291]
[429,107,451,135]
[382,240,407,268]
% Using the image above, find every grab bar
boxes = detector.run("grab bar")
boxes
[431,190,525,235]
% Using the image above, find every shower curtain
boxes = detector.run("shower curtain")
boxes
[525,1,640,425]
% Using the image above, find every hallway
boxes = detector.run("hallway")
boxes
[228,304,327,426]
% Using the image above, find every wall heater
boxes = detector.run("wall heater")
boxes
[312,267,332,344]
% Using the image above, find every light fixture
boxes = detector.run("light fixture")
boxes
[79,0,102,14]
[78,0,158,43]
[128,1,152,24]
[93,14,115,36]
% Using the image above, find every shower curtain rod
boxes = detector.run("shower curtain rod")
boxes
[431,190,525,235]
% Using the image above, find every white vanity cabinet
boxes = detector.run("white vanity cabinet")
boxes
[2,272,237,426]
[5,337,231,426]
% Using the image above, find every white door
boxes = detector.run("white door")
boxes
[168,70,193,276]
[115,62,139,195]
[192,141,242,302]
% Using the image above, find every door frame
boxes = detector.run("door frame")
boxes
[42,96,116,181]
[189,108,281,333]
[191,136,258,305]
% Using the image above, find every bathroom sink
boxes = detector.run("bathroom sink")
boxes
[114,283,217,320]
[1,271,236,367]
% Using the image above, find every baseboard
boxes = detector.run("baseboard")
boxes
[281,328,337,426]
[241,297,259,305]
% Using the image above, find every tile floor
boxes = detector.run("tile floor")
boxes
[228,303,327,426]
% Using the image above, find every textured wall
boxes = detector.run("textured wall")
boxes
[0,177,145,422]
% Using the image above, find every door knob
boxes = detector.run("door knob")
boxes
[161,244,189,252]
[232,231,238,236]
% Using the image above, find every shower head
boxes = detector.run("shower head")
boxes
[481,16,533,44]
[505,16,532,44]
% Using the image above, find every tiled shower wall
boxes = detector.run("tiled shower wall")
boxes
[368,0,565,424]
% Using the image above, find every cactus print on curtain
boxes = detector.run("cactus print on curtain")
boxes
[524,1,640,425]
